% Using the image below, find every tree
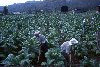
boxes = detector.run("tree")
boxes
[3,6,8,15]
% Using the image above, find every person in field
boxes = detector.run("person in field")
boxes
[34,31,49,65]
[60,38,78,64]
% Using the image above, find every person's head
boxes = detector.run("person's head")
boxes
[34,31,40,37]
[70,38,78,44]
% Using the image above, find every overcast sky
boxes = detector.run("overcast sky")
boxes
[0,0,43,6]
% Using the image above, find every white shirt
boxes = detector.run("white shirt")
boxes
[60,41,71,54]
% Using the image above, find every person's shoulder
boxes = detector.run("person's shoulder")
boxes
[61,41,69,46]
[63,41,69,44]
[40,34,45,38]
[39,34,46,39]
[39,34,44,36]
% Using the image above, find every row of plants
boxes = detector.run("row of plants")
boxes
[0,11,100,66]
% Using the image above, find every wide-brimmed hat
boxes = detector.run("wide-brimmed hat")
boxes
[69,38,78,45]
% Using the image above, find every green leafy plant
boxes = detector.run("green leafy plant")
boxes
[41,48,65,67]
[0,11,100,66]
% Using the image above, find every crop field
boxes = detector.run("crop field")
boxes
[0,11,100,67]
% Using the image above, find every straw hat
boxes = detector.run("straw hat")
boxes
[69,38,78,45]
[34,31,40,35]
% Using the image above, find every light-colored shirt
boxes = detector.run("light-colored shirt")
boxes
[36,34,47,43]
[60,41,71,54]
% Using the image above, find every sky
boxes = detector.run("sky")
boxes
[0,0,42,6]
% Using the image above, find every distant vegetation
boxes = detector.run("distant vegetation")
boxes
[3,6,9,15]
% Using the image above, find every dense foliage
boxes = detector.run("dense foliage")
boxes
[0,11,100,66]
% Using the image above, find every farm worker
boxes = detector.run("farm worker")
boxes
[34,31,49,65]
[60,38,78,63]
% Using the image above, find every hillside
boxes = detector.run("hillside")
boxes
[0,0,100,13]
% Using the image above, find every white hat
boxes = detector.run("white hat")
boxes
[34,31,40,35]
[69,38,78,45]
